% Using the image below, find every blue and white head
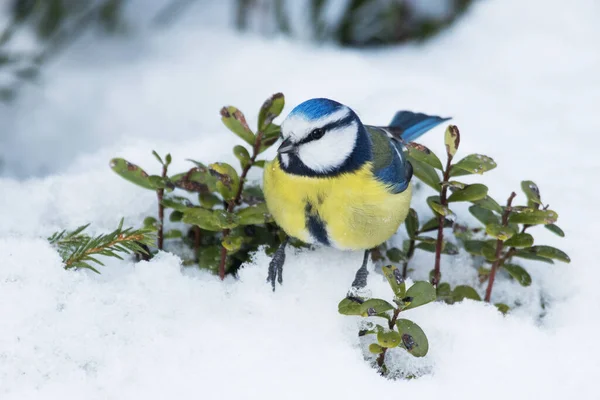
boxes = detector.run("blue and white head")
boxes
[277,98,371,177]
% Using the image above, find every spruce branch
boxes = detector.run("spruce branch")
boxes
[48,218,156,273]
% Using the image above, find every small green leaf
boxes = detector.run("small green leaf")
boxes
[360,299,395,316]
[415,241,458,255]
[407,142,443,170]
[182,208,240,231]
[220,106,255,145]
[165,153,172,165]
[508,209,558,225]
[164,229,182,239]
[450,154,497,177]
[545,224,565,237]
[444,125,460,158]
[513,250,554,264]
[436,282,452,298]
[521,180,542,206]
[143,216,157,229]
[482,241,499,261]
[161,195,194,211]
[403,281,436,310]
[258,123,281,154]
[233,145,251,169]
[503,264,532,286]
[473,196,503,213]
[148,175,168,189]
[463,240,487,256]
[385,248,406,263]
[171,165,217,193]
[420,217,452,233]
[469,205,500,225]
[452,285,481,302]
[236,203,273,225]
[504,233,534,248]
[169,211,183,222]
[447,184,489,203]
[369,343,384,354]
[199,193,221,209]
[382,265,406,297]
[258,93,285,131]
[110,158,154,190]
[377,330,402,348]
[486,223,517,240]
[396,319,429,357]
[405,208,419,238]
[152,150,164,165]
[495,303,510,314]
[338,297,364,316]
[407,156,440,190]
[209,162,240,201]
[415,236,436,244]
[521,245,570,263]
[427,196,454,217]
[222,235,244,253]
[198,245,222,272]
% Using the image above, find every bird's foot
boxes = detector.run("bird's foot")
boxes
[267,237,288,291]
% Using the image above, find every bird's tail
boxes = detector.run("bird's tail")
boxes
[389,111,451,143]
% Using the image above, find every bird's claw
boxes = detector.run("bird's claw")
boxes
[267,238,288,291]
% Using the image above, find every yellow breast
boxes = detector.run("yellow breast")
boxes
[263,158,412,250]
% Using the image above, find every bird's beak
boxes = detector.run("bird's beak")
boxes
[277,137,295,154]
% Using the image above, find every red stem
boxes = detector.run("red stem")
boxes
[432,154,452,287]
[484,192,516,302]
[156,163,168,250]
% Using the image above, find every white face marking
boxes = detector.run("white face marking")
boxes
[281,108,358,173]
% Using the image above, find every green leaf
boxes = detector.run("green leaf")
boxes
[407,156,440,190]
[182,208,240,231]
[377,330,402,348]
[403,281,436,310]
[169,211,183,222]
[415,236,436,244]
[407,142,443,170]
[369,343,384,354]
[152,150,164,165]
[463,240,488,256]
[164,229,182,239]
[258,93,285,131]
[469,205,500,225]
[482,241,499,261]
[360,299,395,316]
[427,196,454,217]
[395,319,429,357]
[503,264,532,286]
[143,216,157,229]
[110,158,154,190]
[486,223,517,241]
[171,165,217,193]
[233,145,251,169]
[521,180,542,206]
[258,123,281,154]
[437,282,452,298]
[504,233,534,248]
[415,241,458,255]
[405,208,419,238]
[450,154,497,177]
[521,245,570,263]
[508,209,558,225]
[382,265,406,297]
[338,297,364,316]
[198,245,222,272]
[220,106,255,145]
[444,125,460,158]
[420,217,452,233]
[447,184,489,203]
[161,195,194,211]
[385,248,406,263]
[209,162,240,201]
[545,224,565,237]
[222,235,244,253]
[495,303,510,314]
[236,203,273,225]
[512,250,554,264]
[452,285,481,302]
[199,193,221,209]
[473,196,503,213]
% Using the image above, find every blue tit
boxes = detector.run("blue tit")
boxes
[263,98,449,291]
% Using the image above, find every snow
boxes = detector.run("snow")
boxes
[1,0,599,398]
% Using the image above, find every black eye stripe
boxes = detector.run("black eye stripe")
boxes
[297,114,355,145]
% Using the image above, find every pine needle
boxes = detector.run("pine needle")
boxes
[48,218,156,273]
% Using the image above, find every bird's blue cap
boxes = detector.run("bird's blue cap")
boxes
[288,98,345,120]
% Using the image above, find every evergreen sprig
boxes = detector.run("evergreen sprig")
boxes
[48,219,155,273]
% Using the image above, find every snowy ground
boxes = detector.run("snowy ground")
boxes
[1,0,599,398]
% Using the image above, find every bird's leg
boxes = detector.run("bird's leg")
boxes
[267,236,289,291]
[348,249,371,296]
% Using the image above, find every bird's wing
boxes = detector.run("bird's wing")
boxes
[365,125,412,194]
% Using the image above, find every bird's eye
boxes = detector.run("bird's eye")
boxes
[310,128,325,140]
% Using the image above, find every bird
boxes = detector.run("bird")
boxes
[263,98,450,291]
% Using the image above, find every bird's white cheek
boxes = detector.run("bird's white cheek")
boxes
[298,132,355,173]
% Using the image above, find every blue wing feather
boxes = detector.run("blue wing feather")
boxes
[389,111,451,143]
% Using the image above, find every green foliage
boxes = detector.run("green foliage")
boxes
[48,218,155,273]
[109,93,289,279]
[338,276,434,375]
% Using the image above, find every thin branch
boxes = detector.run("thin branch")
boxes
[376,307,403,371]
[432,153,453,286]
